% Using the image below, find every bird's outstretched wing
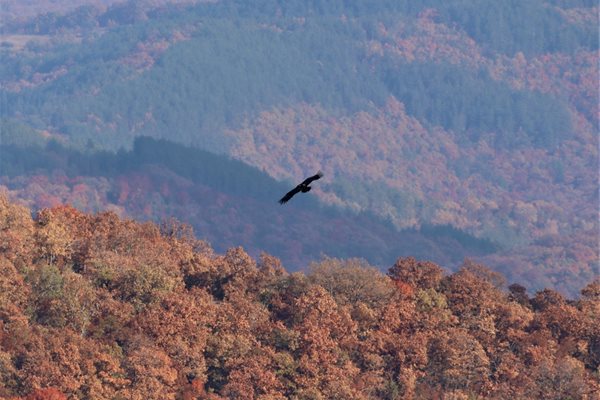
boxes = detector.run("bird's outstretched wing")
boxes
[278,185,301,204]
[301,171,323,186]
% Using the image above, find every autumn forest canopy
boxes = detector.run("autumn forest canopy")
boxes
[0,195,598,399]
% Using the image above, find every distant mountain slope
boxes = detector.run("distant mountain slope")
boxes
[0,137,496,273]
[0,0,208,22]
[226,100,598,295]
[1,0,118,21]
[2,0,596,151]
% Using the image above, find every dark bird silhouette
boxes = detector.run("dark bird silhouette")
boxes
[278,171,323,204]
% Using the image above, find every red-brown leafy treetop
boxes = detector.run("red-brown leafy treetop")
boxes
[0,195,598,399]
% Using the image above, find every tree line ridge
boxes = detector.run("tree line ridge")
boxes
[0,194,598,399]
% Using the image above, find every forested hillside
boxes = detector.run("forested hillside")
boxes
[0,137,495,272]
[1,0,598,296]
[0,196,598,399]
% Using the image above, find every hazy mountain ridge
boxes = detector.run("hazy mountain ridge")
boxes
[0,0,210,24]
[0,137,496,273]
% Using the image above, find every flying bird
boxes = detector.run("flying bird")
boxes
[278,171,323,204]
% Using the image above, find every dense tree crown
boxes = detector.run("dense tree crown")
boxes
[0,196,598,399]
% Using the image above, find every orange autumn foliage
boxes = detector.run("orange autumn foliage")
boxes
[0,195,598,399]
